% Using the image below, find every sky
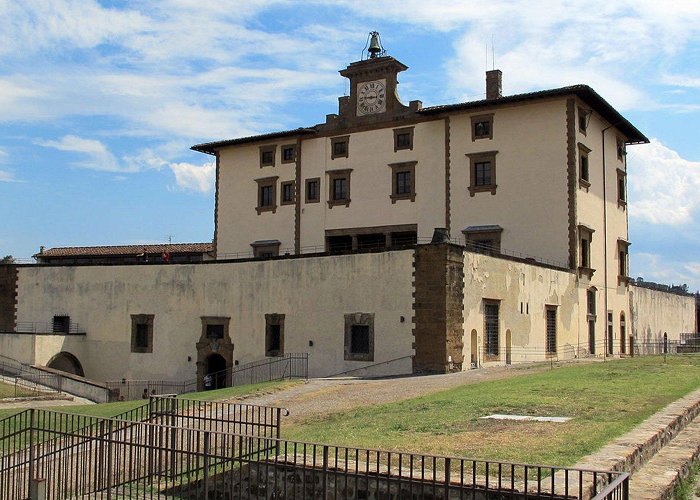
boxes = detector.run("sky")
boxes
[1,0,699,290]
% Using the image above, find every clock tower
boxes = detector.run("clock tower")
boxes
[323,32,422,129]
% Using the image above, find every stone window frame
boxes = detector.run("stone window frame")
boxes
[467,150,498,196]
[344,312,374,362]
[281,144,296,164]
[578,142,591,191]
[545,305,557,356]
[305,177,320,203]
[462,225,503,254]
[255,176,278,215]
[483,299,500,361]
[259,145,276,168]
[471,113,494,141]
[578,106,590,135]
[388,161,417,203]
[330,135,350,160]
[578,224,595,279]
[327,169,352,208]
[617,238,631,286]
[617,168,627,209]
[265,313,285,357]
[130,314,154,353]
[200,316,231,342]
[251,240,281,258]
[280,180,296,205]
[393,126,414,152]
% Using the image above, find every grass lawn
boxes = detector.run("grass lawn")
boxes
[0,380,40,399]
[283,356,700,466]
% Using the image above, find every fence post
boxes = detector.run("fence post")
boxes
[106,420,114,500]
[444,457,451,498]
[322,445,329,495]
[203,432,210,498]
[27,409,36,499]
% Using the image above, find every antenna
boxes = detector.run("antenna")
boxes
[491,34,495,70]
[485,42,488,72]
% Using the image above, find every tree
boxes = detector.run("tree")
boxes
[1,255,15,264]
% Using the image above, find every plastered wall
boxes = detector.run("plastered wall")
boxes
[13,250,415,382]
[630,285,696,343]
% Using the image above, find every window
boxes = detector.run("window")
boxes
[484,301,500,359]
[462,225,503,254]
[546,306,557,355]
[467,151,498,196]
[620,313,627,354]
[259,145,276,167]
[388,161,417,203]
[344,313,374,361]
[206,324,224,339]
[616,138,626,161]
[281,180,295,205]
[617,239,630,285]
[617,169,627,208]
[471,114,494,141]
[281,144,296,164]
[251,240,281,258]
[393,127,414,151]
[131,314,154,353]
[255,176,278,214]
[578,143,591,189]
[578,224,595,279]
[52,315,70,334]
[325,224,416,253]
[578,107,589,134]
[607,311,613,356]
[327,169,352,208]
[587,289,596,355]
[305,178,320,203]
[265,313,285,356]
[331,136,349,159]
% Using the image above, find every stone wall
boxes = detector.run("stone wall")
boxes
[630,285,696,343]
[0,264,17,332]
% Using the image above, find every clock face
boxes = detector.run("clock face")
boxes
[357,79,387,116]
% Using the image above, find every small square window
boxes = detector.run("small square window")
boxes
[206,324,224,339]
[259,145,276,167]
[281,145,296,164]
[393,127,414,151]
[131,314,154,353]
[331,136,349,159]
[305,178,320,203]
[616,139,626,161]
[281,180,295,205]
[344,313,374,361]
[463,225,502,254]
[471,114,494,141]
[255,176,278,214]
[52,315,70,334]
[251,240,281,258]
[467,151,498,196]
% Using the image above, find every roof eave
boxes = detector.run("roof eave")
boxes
[191,128,318,155]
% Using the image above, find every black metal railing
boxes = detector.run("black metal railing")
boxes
[0,408,629,499]
[13,321,85,335]
[106,353,309,401]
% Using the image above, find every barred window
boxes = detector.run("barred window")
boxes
[484,301,500,357]
[546,307,557,354]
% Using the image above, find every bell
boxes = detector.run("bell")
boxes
[367,31,382,58]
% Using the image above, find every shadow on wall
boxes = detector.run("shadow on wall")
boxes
[46,351,84,377]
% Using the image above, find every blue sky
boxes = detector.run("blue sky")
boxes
[1,1,699,290]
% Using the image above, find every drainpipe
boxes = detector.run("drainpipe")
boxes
[601,122,617,357]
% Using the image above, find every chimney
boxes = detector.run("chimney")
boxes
[486,69,502,99]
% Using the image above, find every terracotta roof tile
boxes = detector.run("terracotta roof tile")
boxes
[36,243,213,258]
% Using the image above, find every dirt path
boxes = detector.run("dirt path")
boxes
[228,359,596,424]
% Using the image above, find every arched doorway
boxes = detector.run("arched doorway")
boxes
[46,352,84,377]
[206,353,228,389]
[619,313,626,355]
[505,329,512,365]
[470,329,478,368]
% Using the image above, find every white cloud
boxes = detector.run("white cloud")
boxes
[38,135,122,172]
[632,252,700,292]
[169,161,215,193]
[0,170,14,182]
[627,139,700,225]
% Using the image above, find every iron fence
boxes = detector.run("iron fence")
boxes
[13,375,59,398]
[13,321,86,335]
[106,353,309,401]
[0,408,628,499]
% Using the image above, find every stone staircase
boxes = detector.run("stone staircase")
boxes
[572,387,700,499]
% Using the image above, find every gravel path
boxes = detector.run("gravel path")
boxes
[228,360,594,424]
